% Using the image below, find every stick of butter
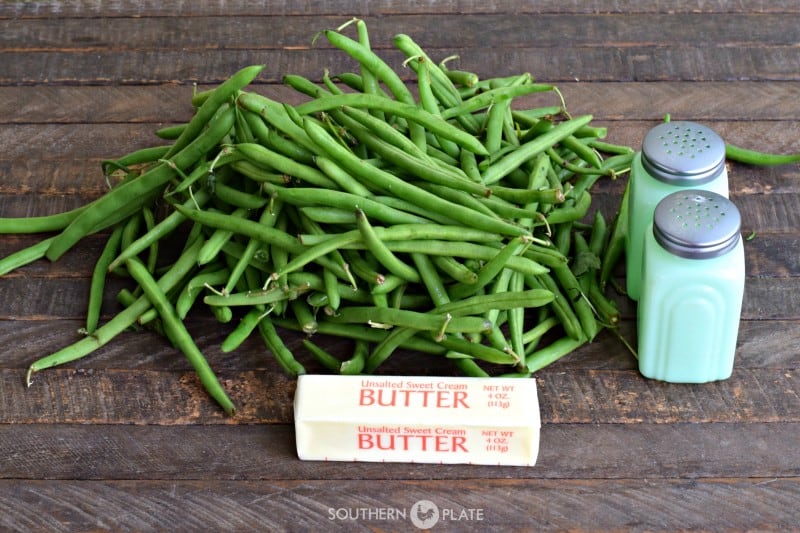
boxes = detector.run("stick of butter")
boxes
[294,374,540,466]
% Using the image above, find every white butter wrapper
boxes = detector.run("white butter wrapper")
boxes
[294,374,540,466]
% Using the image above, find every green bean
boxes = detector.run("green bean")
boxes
[449,236,531,300]
[165,64,264,159]
[224,199,282,295]
[258,318,305,377]
[222,306,270,354]
[210,304,233,324]
[552,263,598,341]
[442,67,479,88]
[230,160,289,185]
[412,56,461,158]
[355,208,420,283]
[600,179,629,290]
[101,145,171,176]
[85,225,124,334]
[156,123,188,141]
[108,187,215,272]
[393,33,481,135]
[355,20,383,116]
[526,335,587,373]
[542,190,591,226]
[326,238,549,277]
[527,273,583,341]
[303,117,526,237]
[441,83,552,121]
[340,339,368,374]
[481,115,593,185]
[725,143,800,165]
[522,316,561,352]
[296,93,488,156]
[234,142,337,189]
[586,139,635,155]
[507,272,527,362]
[0,236,56,276]
[236,92,320,155]
[326,306,493,335]
[302,338,341,371]
[176,267,231,319]
[314,155,373,197]
[322,29,427,150]
[197,207,249,266]
[432,288,553,317]
[213,181,268,210]
[171,203,303,254]
[330,109,487,197]
[364,326,423,372]
[46,105,236,261]
[561,134,602,168]
[125,257,236,415]
[588,211,608,259]
[26,237,204,386]
[431,255,479,285]
[203,283,310,307]
[0,205,88,235]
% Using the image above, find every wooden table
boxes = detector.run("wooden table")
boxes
[2,2,799,531]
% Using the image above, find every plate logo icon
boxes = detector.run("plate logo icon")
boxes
[410,499,439,529]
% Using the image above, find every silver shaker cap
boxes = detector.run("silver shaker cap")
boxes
[653,190,741,259]
[641,121,726,185]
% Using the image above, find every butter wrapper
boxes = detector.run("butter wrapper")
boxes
[294,374,540,466]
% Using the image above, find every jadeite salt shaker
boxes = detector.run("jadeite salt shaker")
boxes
[637,190,745,383]
[626,121,729,301]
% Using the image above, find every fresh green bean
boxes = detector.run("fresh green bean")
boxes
[481,115,593,185]
[258,318,306,376]
[355,208,420,283]
[85,225,124,335]
[295,93,488,156]
[26,237,204,386]
[46,105,236,261]
[303,117,526,237]
[0,236,56,276]
[125,258,236,415]
[726,143,800,165]
[164,64,264,159]
[526,336,587,373]
[322,28,427,150]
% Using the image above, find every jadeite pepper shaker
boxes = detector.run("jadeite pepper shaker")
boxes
[637,190,745,383]
[626,121,729,300]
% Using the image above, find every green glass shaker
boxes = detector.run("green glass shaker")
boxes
[637,190,745,383]
[626,121,729,301]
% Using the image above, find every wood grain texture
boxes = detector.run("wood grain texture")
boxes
[0,478,798,531]
[3,83,800,124]
[4,0,800,18]
[2,3,800,531]
[1,423,798,481]
[2,367,798,425]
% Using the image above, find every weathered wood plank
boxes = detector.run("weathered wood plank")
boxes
[1,367,798,425]
[3,45,800,85]
[4,83,800,124]
[0,477,798,531]
[0,423,798,481]
[3,0,800,18]
[6,14,800,52]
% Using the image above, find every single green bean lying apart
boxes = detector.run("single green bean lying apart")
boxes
[726,143,800,166]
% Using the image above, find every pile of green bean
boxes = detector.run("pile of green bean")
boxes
[1,21,641,415]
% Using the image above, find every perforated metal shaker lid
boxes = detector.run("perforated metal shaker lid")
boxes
[653,190,741,259]
[641,121,726,185]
